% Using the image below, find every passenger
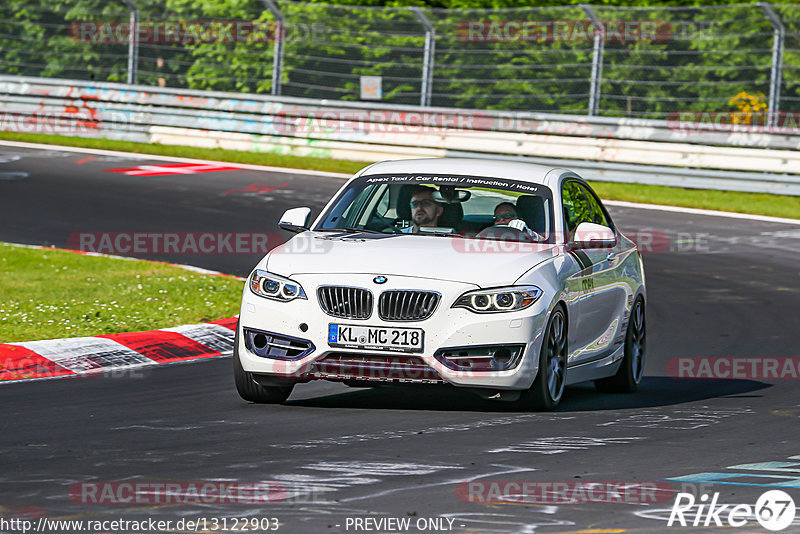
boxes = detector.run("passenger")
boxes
[492,202,519,226]
[478,201,542,241]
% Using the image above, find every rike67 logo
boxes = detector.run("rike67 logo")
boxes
[668,489,796,531]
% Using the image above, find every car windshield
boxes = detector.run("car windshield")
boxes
[315,174,554,242]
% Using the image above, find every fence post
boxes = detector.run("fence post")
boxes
[120,0,139,85]
[261,0,285,96]
[759,2,784,128]
[411,7,435,107]
[580,4,603,116]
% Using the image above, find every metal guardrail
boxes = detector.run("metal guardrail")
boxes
[2,76,800,195]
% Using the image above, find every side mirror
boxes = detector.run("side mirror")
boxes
[569,222,616,249]
[278,207,312,233]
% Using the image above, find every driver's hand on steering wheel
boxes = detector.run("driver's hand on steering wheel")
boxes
[505,218,544,241]
[506,218,530,233]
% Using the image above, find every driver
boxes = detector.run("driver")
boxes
[402,186,444,234]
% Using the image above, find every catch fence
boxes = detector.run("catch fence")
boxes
[3,1,800,120]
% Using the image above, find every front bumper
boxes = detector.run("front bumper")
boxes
[237,274,550,390]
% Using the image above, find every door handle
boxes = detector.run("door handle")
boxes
[606,251,617,262]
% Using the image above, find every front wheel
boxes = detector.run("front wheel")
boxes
[521,306,568,411]
[233,325,294,404]
[595,296,646,393]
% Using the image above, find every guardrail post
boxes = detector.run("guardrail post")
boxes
[411,7,435,107]
[759,2,784,128]
[261,0,285,96]
[581,4,604,116]
[120,0,139,85]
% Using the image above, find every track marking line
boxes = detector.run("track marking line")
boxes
[0,139,351,178]
[104,163,242,176]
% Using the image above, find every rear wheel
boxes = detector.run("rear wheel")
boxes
[521,306,567,411]
[233,325,294,404]
[595,296,646,393]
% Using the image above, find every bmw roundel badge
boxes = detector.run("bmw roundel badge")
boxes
[373,276,388,284]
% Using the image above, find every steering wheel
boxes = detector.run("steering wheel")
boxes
[363,214,404,233]
[476,225,540,243]
[381,224,404,234]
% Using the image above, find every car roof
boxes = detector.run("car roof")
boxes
[358,158,566,186]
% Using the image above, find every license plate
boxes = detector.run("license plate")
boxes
[328,324,424,353]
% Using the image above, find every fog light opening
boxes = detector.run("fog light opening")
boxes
[253,334,268,350]
[493,348,512,366]
[435,344,525,372]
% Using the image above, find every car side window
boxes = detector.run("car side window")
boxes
[341,185,384,227]
[578,184,611,228]
[375,186,390,216]
[561,181,592,238]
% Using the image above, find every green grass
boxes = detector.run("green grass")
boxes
[591,182,800,220]
[1,131,798,220]
[0,244,243,343]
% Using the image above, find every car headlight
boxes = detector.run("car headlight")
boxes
[452,285,542,313]
[249,269,307,302]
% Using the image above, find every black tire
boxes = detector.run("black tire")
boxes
[233,324,294,404]
[521,306,568,411]
[595,296,646,394]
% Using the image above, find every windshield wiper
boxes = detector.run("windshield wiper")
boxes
[344,226,383,234]
[316,227,382,234]
[419,231,463,238]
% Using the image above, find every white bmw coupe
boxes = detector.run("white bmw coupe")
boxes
[234,158,646,409]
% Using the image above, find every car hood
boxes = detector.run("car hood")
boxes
[264,231,558,287]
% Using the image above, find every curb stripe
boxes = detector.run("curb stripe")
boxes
[209,317,238,330]
[1,317,238,385]
[15,337,150,374]
[160,324,236,354]
[0,345,75,381]
[99,330,222,364]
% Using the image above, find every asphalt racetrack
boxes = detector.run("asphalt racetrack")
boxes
[2,143,800,533]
